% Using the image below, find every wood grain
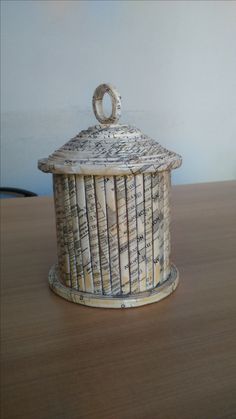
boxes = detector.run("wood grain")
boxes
[1,181,236,419]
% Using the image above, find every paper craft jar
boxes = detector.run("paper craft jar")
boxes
[38,83,182,308]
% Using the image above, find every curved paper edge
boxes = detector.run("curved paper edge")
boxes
[48,264,179,309]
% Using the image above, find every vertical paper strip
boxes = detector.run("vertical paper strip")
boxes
[53,175,70,286]
[84,176,102,294]
[136,174,146,292]
[68,175,85,291]
[116,176,130,295]
[105,177,121,295]
[126,175,139,293]
[152,174,161,288]
[62,175,78,289]
[144,174,153,289]
[95,177,112,295]
[53,174,63,272]
[158,172,165,284]
[76,175,94,293]
[163,171,171,283]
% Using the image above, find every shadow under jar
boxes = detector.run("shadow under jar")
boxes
[38,83,182,308]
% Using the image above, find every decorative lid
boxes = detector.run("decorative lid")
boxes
[38,83,182,176]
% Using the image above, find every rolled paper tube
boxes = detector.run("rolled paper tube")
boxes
[136,174,146,292]
[158,173,165,284]
[163,171,171,283]
[62,175,77,288]
[116,176,130,295]
[144,174,153,289]
[95,176,112,295]
[69,175,85,291]
[152,173,161,288]
[84,176,102,294]
[126,175,139,293]
[76,175,94,293]
[53,175,69,284]
[105,177,121,295]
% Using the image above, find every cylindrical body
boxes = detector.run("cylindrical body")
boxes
[53,171,171,296]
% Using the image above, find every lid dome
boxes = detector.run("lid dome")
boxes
[38,83,182,176]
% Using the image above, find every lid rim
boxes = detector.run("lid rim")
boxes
[38,155,182,176]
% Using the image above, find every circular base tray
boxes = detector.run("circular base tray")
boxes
[48,264,179,309]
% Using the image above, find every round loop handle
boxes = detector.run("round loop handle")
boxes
[92,83,121,124]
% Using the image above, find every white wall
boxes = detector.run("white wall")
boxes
[1,0,236,195]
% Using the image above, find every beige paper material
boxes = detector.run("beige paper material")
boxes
[163,171,171,283]
[152,174,161,287]
[40,83,181,308]
[116,176,130,295]
[53,175,70,286]
[126,175,139,293]
[95,176,112,295]
[84,176,102,294]
[62,175,78,289]
[144,174,153,289]
[76,175,94,293]
[68,175,85,291]
[136,174,146,292]
[105,177,121,295]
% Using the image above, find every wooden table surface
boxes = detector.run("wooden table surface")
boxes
[1,181,236,419]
